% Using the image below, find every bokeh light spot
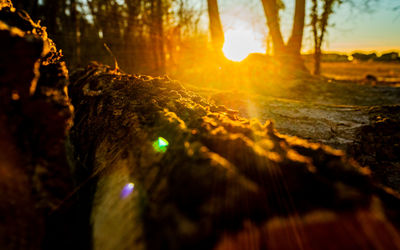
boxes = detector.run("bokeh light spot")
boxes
[120,182,135,199]
[153,137,169,153]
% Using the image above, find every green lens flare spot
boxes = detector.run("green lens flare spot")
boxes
[153,137,169,153]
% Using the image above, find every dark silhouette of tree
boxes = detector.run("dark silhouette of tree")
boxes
[287,0,306,55]
[207,0,224,53]
[260,0,285,54]
[151,0,166,74]
[310,0,380,75]
[260,0,306,70]
[123,0,144,72]
[310,0,339,75]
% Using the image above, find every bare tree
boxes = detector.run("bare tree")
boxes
[310,0,338,75]
[43,0,61,36]
[207,0,224,53]
[150,0,166,74]
[260,0,306,69]
[311,0,378,75]
[260,0,285,54]
[70,0,81,64]
[123,0,143,71]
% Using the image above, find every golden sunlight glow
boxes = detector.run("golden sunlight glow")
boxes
[223,27,265,62]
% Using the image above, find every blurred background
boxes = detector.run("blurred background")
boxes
[10,0,400,88]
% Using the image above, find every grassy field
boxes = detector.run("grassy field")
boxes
[306,61,400,82]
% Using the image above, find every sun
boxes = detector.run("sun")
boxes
[223,27,265,62]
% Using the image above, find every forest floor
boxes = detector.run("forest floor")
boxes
[308,61,400,84]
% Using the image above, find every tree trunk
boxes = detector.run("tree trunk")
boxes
[43,0,59,36]
[319,0,335,48]
[150,0,166,74]
[155,0,165,74]
[70,0,80,65]
[314,47,321,75]
[261,0,307,72]
[260,0,285,55]
[286,0,306,55]
[123,0,142,72]
[311,0,320,75]
[311,0,336,76]
[207,0,224,52]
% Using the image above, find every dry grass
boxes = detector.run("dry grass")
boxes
[306,61,400,82]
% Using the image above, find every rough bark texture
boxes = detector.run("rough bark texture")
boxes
[68,63,400,250]
[0,4,75,249]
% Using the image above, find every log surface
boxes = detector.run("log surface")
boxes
[69,63,400,250]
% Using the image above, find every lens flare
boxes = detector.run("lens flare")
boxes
[223,27,265,62]
[153,137,169,153]
[120,182,135,199]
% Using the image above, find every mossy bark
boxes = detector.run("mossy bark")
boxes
[68,63,400,250]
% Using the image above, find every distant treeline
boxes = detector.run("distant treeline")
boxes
[351,52,400,62]
[304,52,400,63]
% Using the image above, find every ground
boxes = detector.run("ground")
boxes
[307,61,400,84]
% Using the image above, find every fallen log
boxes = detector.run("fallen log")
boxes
[68,63,400,250]
[2,1,400,249]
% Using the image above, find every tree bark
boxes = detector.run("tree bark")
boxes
[207,0,224,52]
[286,0,306,55]
[260,0,285,55]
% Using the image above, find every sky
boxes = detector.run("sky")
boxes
[217,0,400,54]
